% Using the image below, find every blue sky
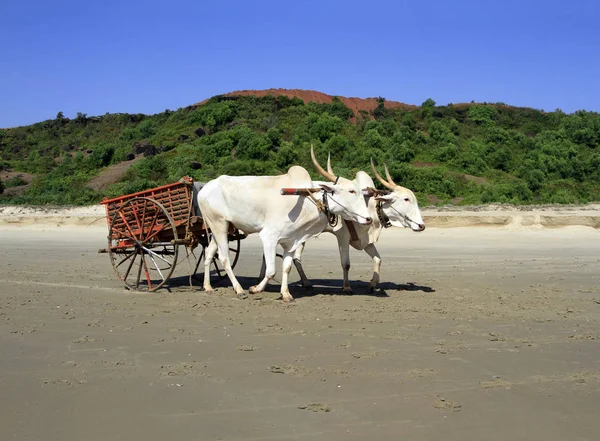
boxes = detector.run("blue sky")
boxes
[1,0,599,128]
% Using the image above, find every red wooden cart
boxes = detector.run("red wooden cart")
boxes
[98,176,246,292]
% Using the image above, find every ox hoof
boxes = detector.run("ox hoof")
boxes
[282,295,295,303]
[303,283,314,290]
[368,284,377,293]
[342,287,353,295]
[204,287,214,294]
[249,286,261,294]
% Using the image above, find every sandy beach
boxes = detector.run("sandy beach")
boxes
[0,213,599,440]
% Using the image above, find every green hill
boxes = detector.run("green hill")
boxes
[1,92,599,205]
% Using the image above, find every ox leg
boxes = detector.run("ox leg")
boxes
[364,243,382,292]
[203,238,218,293]
[280,250,295,302]
[249,234,277,295]
[292,243,312,289]
[258,254,266,281]
[211,230,245,295]
[338,238,353,294]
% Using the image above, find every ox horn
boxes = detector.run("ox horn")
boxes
[311,145,337,183]
[327,153,334,176]
[370,158,395,191]
[384,164,397,187]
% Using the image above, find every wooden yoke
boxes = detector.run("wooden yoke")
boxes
[362,187,391,197]
[280,188,322,196]
[280,187,326,214]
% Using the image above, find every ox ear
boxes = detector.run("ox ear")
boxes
[318,183,336,194]
[375,194,395,202]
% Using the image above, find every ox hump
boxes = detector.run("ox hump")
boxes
[286,165,312,181]
[355,170,375,188]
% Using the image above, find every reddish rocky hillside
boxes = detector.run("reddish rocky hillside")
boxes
[195,89,417,118]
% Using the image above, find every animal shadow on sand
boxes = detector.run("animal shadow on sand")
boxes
[162,274,435,299]
[286,278,435,300]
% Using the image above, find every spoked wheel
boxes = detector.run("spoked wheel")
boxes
[108,197,178,292]
[190,232,242,283]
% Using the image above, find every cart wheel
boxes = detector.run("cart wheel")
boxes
[191,233,242,282]
[108,197,178,292]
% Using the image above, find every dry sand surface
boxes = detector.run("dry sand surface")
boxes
[1,222,600,441]
[2,203,600,229]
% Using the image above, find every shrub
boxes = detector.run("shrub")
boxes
[1,94,598,206]
[389,140,415,163]
[468,105,497,125]
[307,112,344,142]
[3,176,27,187]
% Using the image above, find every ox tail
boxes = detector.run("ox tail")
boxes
[196,204,212,240]
[194,189,212,239]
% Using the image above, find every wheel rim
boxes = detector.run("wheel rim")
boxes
[108,197,178,292]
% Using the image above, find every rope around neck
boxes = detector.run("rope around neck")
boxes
[376,200,392,228]
[384,203,421,227]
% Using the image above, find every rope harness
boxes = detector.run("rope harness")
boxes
[385,203,422,228]
[305,190,340,227]
[304,177,373,228]
[301,184,421,230]
[376,200,392,228]
[365,187,421,229]
[322,191,339,227]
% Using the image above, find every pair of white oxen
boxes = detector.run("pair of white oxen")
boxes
[197,147,425,302]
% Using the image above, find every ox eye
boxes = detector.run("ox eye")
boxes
[404,198,410,202]
[349,190,356,194]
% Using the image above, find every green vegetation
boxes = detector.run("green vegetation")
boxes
[1,95,599,206]
[2,176,28,187]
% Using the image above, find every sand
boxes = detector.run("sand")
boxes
[0,220,599,440]
[2,203,600,229]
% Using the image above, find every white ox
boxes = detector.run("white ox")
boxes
[196,147,372,302]
[262,158,425,293]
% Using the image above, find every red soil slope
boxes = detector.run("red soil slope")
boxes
[195,89,417,118]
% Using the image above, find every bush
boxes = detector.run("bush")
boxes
[308,112,344,142]
[275,142,299,169]
[222,159,278,176]
[434,144,458,162]
[105,179,160,199]
[522,168,546,191]
[389,140,415,163]
[87,144,115,168]
[3,176,27,187]
[324,135,351,158]
[1,94,599,206]
[481,181,533,204]
[138,119,156,138]
[452,151,488,176]
[361,129,385,151]
[186,101,238,132]
[468,105,497,125]
[548,188,578,204]
[422,98,436,108]
[128,155,168,182]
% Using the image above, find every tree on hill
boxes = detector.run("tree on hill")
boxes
[0,93,598,206]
